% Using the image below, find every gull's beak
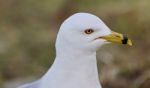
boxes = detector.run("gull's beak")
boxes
[100,31,132,46]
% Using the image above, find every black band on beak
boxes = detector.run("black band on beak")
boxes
[122,34,128,44]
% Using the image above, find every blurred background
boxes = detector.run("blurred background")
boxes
[0,0,150,88]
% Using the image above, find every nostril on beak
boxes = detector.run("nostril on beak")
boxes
[115,35,120,38]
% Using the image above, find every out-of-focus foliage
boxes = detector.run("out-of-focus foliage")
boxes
[0,0,150,88]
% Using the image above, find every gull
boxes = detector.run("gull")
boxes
[18,12,132,88]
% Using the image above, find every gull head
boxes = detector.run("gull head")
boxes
[56,13,132,53]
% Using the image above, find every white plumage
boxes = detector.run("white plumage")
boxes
[18,12,131,88]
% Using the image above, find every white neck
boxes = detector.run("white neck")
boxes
[40,37,102,88]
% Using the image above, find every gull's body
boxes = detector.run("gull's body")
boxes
[18,13,132,88]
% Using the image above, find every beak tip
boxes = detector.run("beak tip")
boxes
[128,40,132,46]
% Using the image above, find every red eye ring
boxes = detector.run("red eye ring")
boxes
[85,29,94,34]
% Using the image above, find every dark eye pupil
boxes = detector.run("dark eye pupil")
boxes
[85,29,94,34]
[88,30,91,32]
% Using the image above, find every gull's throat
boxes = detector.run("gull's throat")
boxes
[40,51,102,88]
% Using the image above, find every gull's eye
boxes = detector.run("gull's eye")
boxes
[84,29,94,34]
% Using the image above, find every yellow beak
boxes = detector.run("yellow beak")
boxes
[100,31,132,46]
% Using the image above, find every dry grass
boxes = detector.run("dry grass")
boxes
[0,0,150,88]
